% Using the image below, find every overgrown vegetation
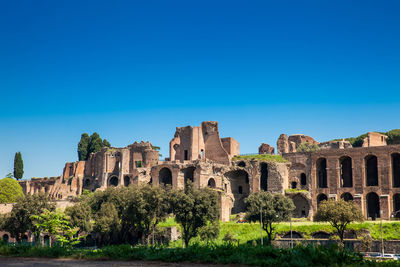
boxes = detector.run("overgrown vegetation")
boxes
[77,133,111,161]
[296,141,320,152]
[232,154,288,163]
[0,242,384,266]
[334,129,400,147]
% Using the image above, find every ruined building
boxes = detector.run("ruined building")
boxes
[19,122,400,221]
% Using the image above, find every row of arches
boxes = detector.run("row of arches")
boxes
[317,153,400,189]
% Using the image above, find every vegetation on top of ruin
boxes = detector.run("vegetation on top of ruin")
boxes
[296,141,320,152]
[333,129,400,147]
[77,133,111,161]
[232,154,289,163]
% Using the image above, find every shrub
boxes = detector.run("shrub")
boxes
[0,178,24,203]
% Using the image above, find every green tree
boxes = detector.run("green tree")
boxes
[124,185,170,245]
[170,183,219,247]
[0,178,24,203]
[387,129,400,145]
[314,199,364,243]
[245,191,295,245]
[102,139,111,148]
[31,209,84,248]
[65,202,93,234]
[77,133,90,161]
[198,222,220,245]
[1,193,55,243]
[13,152,24,180]
[94,202,121,245]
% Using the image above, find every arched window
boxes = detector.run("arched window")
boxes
[365,155,378,186]
[392,153,400,188]
[366,192,380,219]
[159,168,172,187]
[124,176,130,187]
[183,167,195,185]
[317,193,328,207]
[291,182,297,189]
[260,163,268,191]
[340,156,353,187]
[238,161,246,167]
[84,178,91,187]
[208,178,216,188]
[108,176,118,187]
[300,173,307,186]
[316,158,328,188]
[340,192,353,202]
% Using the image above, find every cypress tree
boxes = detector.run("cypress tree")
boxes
[87,132,103,159]
[78,133,90,161]
[13,152,24,180]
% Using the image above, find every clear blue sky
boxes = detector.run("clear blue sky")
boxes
[0,0,399,179]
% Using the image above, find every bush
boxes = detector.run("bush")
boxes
[0,178,24,203]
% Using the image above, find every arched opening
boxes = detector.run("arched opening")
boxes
[43,235,50,246]
[282,231,303,238]
[108,176,119,187]
[291,182,297,189]
[312,231,331,239]
[124,176,130,187]
[317,194,328,207]
[340,192,353,202]
[182,167,195,185]
[392,153,400,188]
[340,156,353,187]
[365,155,378,186]
[22,235,28,243]
[159,168,172,187]
[225,170,250,214]
[300,173,307,186]
[238,161,246,167]
[207,178,216,188]
[393,194,400,214]
[316,158,328,188]
[292,194,310,218]
[260,163,268,191]
[366,192,380,219]
[84,178,91,187]
[2,234,9,243]
[85,235,95,247]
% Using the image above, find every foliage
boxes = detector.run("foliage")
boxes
[1,193,55,242]
[31,209,84,248]
[13,152,24,180]
[198,223,220,245]
[296,141,320,152]
[5,173,13,178]
[0,243,377,266]
[284,188,308,194]
[232,154,288,163]
[245,191,295,244]
[387,129,400,145]
[334,129,400,147]
[314,199,364,243]
[169,182,219,247]
[65,202,93,234]
[78,132,111,161]
[222,231,236,245]
[0,178,24,203]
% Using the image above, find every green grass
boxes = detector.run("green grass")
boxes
[285,188,309,194]
[159,218,400,246]
[232,154,289,163]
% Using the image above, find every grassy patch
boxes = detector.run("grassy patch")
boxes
[232,154,288,163]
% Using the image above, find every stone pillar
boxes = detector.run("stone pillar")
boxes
[354,194,364,216]
[380,195,390,220]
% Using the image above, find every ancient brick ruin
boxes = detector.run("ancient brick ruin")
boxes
[17,122,400,222]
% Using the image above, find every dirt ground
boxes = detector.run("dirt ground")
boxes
[0,257,236,267]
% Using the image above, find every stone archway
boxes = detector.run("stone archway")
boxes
[124,176,131,187]
[208,178,216,188]
[260,163,268,191]
[366,192,380,219]
[316,158,327,188]
[159,167,172,187]
[340,192,353,202]
[393,194,400,215]
[182,167,195,185]
[317,193,328,207]
[392,153,400,188]
[365,155,378,186]
[340,156,353,187]
[108,176,119,187]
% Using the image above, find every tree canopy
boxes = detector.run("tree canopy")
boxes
[296,141,320,152]
[170,183,220,247]
[0,178,24,203]
[314,199,364,243]
[245,191,295,244]
[78,132,111,161]
[13,152,24,180]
